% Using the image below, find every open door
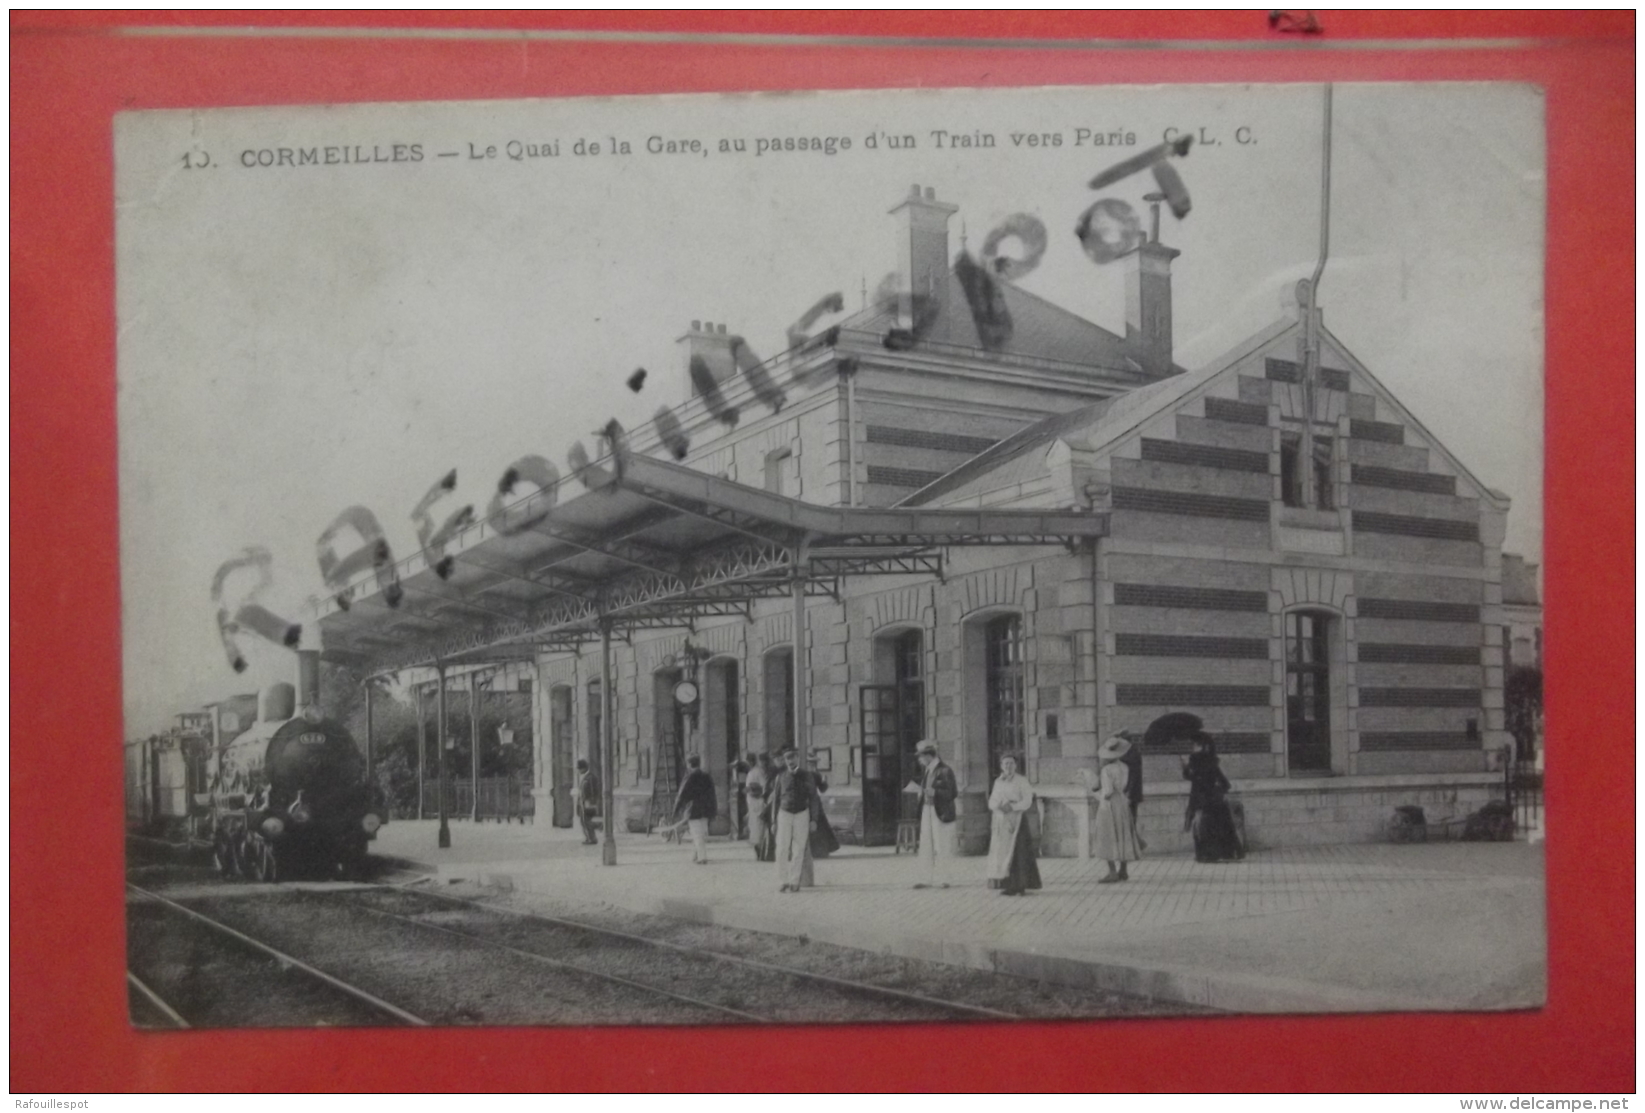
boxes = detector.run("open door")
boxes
[548,687,574,827]
[861,683,924,846]
[859,685,901,846]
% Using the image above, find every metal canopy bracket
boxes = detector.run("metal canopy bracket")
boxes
[319,451,1105,674]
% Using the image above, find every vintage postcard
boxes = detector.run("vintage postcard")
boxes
[117,83,1546,1028]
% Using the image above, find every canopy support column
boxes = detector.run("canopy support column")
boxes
[437,663,451,849]
[600,619,618,866]
[416,685,427,820]
[470,672,482,822]
[363,678,374,797]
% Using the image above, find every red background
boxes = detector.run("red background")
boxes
[11,10,1634,1094]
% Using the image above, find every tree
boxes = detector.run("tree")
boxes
[373,743,420,818]
[1504,665,1542,763]
[312,661,535,816]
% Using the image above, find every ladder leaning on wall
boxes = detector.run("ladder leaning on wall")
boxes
[647,721,684,834]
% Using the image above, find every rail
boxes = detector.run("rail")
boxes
[346,900,768,1023]
[397,885,1023,1022]
[125,882,431,1026]
[127,971,189,1029]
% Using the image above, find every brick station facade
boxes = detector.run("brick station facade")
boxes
[529,185,1524,857]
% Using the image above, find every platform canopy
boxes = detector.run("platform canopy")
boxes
[317,451,1109,676]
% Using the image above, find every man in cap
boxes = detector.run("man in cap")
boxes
[672,754,718,865]
[913,739,958,889]
[769,745,821,893]
[574,759,599,846]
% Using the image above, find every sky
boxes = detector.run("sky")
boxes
[114,82,1545,737]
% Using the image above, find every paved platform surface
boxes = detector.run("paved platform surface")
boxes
[373,818,1546,1015]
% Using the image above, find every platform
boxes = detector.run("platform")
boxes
[373,819,1546,1015]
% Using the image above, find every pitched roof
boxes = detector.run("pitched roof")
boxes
[838,267,1146,372]
[902,359,1226,506]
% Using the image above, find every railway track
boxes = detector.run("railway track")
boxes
[126,882,431,1027]
[128,875,1026,1026]
[126,970,189,1029]
[363,885,1024,1023]
[343,897,769,1023]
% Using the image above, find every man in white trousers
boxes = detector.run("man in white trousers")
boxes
[672,754,717,864]
[769,745,819,893]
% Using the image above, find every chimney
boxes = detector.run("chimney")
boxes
[888,184,958,328]
[679,319,739,392]
[296,649,321,714]
[1124,194,1181,379]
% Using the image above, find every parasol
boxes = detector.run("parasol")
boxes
[1141,712,1205,749]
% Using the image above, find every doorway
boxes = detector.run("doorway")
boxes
[649,667,686,829]
[762,647,794,754]
[860,629,924,846]
[703,658,739,835]
[548,686,574,827]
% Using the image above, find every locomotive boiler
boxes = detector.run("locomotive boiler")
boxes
[208,652,383,882]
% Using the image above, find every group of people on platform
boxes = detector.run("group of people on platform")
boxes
[573,727,1245,887]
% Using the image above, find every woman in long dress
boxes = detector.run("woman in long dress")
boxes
[797,753,839,888]
[986,753,1042,897]
[1182,732,1244,863]
[1092,735,1143,883]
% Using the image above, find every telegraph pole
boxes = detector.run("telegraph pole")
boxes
[1300,84,1334,510]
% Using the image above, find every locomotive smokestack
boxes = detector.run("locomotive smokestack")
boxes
[297,650,321,714]
[260,682,295,724]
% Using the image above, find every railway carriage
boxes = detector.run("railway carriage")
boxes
[124,732,206,835]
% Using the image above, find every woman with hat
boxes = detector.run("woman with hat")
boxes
[1092,734,1143,883]
[745,751,775,862]
[805,748,841,866]
[1182,732,1244,863]
[986,752,1041,897]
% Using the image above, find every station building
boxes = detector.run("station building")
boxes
[320,184,1533,857]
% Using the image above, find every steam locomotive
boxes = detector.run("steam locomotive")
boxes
[210,689,381,882]
[129,651,385,882]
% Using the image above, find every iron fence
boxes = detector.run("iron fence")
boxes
[1504,758,1543,839]
[416,777,536,823]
